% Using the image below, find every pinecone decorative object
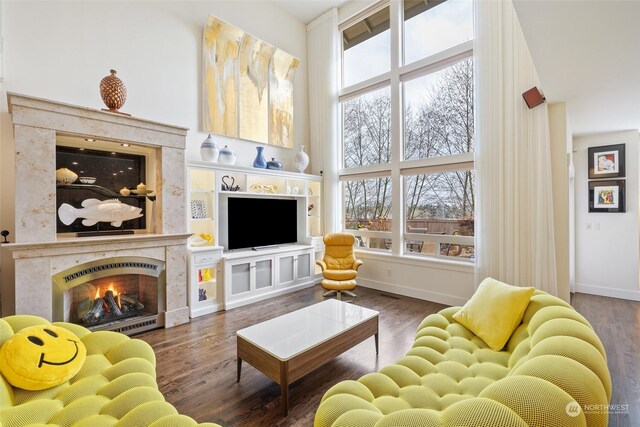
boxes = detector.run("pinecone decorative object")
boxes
[99,69,129,115]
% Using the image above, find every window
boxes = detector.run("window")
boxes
[404,171,475,259]
[404,0,473,65]
[344,177,392,251]
[343,86,391,168]
[342,5,390,87]
[403,59,474,160]
[339,0,474,261]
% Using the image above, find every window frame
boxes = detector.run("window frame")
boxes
[338,0,474,262]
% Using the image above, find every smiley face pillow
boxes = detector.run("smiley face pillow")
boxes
[0,324,86,390]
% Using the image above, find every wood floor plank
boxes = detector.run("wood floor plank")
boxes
[572,292,640,427]
[138,285,444,426]
[137,286,638,427]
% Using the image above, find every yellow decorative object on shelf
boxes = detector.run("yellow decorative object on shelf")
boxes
[250,183,278,193]
[200,233,213,243]
[202,268,212,281]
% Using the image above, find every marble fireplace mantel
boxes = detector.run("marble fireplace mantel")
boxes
[7,92,189,243]
[4,233,192,327]
[3,93,191,327]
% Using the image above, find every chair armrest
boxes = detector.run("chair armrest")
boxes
[353,259,363,271]
[316,260,327,271]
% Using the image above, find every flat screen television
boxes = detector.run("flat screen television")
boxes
[227,197,298,250]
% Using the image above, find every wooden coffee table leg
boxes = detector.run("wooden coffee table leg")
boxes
[280,361,289,416]
[375,332,379,355]
[237,357,242,382]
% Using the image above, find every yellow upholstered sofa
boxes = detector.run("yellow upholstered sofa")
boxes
[0,315,220,427]
[315,291,611,427]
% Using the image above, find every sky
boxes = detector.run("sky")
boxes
[342,0,473,108]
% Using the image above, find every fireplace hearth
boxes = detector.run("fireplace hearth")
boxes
[53,257,166,335]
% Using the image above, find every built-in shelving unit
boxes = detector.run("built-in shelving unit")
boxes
[187,161,323,246]
[186,161,324,310]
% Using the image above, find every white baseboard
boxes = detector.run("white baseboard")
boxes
[574,283,640,301]
[357,277,468,307]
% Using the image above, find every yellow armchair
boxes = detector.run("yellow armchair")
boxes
[317,233,363,300]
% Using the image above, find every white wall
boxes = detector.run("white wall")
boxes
[355,252,474,306]
[573,130,640,301]
[0,0,309,237]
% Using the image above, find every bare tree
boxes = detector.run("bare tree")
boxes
[343,59,474,234]
[405,59,474,224]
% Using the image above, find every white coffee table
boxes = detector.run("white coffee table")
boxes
[236,299,379,415]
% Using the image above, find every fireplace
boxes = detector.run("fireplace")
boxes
[3,93,191,331]
[52,257,166,334]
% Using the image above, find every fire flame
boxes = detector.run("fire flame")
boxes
[93,283,120,300]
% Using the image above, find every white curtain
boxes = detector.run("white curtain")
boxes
[307,8,340,233]
[474,0,558,295]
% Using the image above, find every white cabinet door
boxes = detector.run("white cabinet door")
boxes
[296,251,313,281]
[278,254,296,287]
[224,255,275,305]
[255,259,274,289]
[275,249,314,288]
[230,262,251,296]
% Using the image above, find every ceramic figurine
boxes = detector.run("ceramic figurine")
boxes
[56,168,78,184]
[250,183,278,194]
[253,146,267,168]
[119,187,131,196]
[99,69,128,114]
[200,134,219,162]
[58,198,143,227]
[218,145,236,165]
[266,157,282,170]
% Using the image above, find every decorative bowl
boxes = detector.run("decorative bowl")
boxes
[79,177,96,184]
[55,168,78,184]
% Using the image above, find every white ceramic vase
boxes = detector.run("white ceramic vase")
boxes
[218,145,236,165]
[294,145,309,173]
[200,134,219,162]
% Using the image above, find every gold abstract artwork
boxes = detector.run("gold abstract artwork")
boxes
[203,16,243,137]
[202,15,300,148]
[269,50,300,148]
[239,34,275,144]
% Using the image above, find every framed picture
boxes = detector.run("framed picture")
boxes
[588,144,625,179]
[589,180,625,213]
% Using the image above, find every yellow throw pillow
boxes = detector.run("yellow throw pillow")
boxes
[0,324,86,390]
[453,277,535,351]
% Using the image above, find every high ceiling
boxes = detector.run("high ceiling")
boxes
[273,0,640,137]
[512,0,640,136]
[271,0,348,24]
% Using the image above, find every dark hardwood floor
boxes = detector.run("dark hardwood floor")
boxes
[571,293,640,427]
[138,286,639,427]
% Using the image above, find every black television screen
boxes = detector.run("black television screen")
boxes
[227,197,298,250]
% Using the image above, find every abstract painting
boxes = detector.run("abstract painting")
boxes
[589,180,625,213]
[588,143,625,179]
[203,15,299,148]
[203,16,243,138]
[239,34,275,143]
[269,49,300,148]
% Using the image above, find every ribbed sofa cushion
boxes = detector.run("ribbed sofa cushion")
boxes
[0,315,220,427]
[315,291,611,427]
